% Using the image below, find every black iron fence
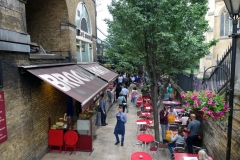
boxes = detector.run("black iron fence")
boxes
[176,46,232,93]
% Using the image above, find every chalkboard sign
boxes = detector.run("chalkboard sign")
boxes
[0,91,7,144]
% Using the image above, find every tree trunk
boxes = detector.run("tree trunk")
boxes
[150,74,160,142]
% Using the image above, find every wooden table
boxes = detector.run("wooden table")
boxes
[131,152,152,160]
[174,153,213,160]
[137,134,154,150]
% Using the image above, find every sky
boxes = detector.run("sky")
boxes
[96,0,112,41]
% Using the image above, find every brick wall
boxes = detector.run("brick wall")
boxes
[0,51,68,160]
[26,0,69,56]
[0,0,27,33]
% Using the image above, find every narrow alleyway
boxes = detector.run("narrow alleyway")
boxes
[42,98,169,160]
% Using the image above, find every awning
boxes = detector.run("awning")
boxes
[78,63,118,83]
[25,65,108,111]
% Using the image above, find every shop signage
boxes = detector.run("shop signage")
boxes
[0,91,8,144]
[39,69,95,92]
[86,65,109,76]
[77,29,92,41]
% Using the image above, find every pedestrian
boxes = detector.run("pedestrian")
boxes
[167,126,186,159]
[159,106,169,142]
[128,82,136,101]
[116,84,122,100]
[117,93,127,112]
[130,74,135,83]
[118,75,123,86]
[168,106,178,117]
[121,85,129,102]
[131,87,138,107]
[184,114,201,153]
[114,106,127,146]
[123,76,129,88]
[99,94,108,126]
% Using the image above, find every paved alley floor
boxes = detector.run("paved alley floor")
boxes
[42,99,169,160]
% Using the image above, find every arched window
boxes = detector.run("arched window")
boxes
[75,3,91,34]
[220,9,232,37]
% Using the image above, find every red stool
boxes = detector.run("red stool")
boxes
[64,131,78,154]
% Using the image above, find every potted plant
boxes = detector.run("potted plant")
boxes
[181,90,229,121]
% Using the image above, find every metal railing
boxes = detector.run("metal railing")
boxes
[176,45,232,93]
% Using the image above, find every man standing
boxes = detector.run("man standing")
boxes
[99,94,108,126]
[185,114,201,153]
[121,85,129,102]
[114,106,127,146]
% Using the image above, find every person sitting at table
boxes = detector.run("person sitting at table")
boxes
[184,114,201,154]
[159,106,169,142]
[198,149,213,160]
[167,126,186,159]
[168,106,178,117]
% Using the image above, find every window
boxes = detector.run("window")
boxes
[220,9,232,37]
[75,3,91,34]
[220,9,240,37]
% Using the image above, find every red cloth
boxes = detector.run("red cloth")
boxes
[131,152,152,160]
[137,134,154,143]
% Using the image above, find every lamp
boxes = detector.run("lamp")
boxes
[223,1,240,160]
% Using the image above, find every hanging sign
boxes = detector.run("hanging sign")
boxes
[0,91,8,144]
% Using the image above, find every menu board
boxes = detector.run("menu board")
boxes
[0,91,7,144]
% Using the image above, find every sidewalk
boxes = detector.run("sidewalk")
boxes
[42,98,169,160]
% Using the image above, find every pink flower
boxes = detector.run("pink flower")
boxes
[197,101,201,105]
[193,103,197,108]
[207,100,213,105]
[206,93,211,98]
[181,93,186,98]
[224,104,229,109]
[219,112,224,117]
[212,101,216,106]
[186,103,190,107]
[212,94,216,97]
[201,107,208,111]
[207,110,213,116]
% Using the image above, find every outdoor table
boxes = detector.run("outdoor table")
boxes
[175,108,185,112]
[137,134,154,150]
[175,117,182,123]
[144,105,153,111]
[131,151,152,160]
[162,101,181,106]
[174,153,213,160]
[136,119,154,125]
[140,112,152,118]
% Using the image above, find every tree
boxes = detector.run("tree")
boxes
[105,0,217,142]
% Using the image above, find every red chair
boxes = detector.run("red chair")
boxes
[48,129,64,153]
[64,131,78,154]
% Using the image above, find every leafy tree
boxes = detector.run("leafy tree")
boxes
[105,0,217,142]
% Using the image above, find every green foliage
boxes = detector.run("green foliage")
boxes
[105,0,217,77]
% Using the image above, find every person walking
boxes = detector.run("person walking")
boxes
[131,87,138,107]
[117,93,127,112]
[184,114,201,153]
[160,106,169,142]
[118,75,123,86]
[114,106,127,146]
[99,94,108,126]
[116,84,122,100]
[121,85,129,102]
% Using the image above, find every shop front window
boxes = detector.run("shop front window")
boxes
[75,2,93,63]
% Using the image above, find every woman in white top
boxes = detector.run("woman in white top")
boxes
[131,87,138,107]
[198,150,213,160]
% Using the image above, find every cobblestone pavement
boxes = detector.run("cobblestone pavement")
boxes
[42,98,169,160]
